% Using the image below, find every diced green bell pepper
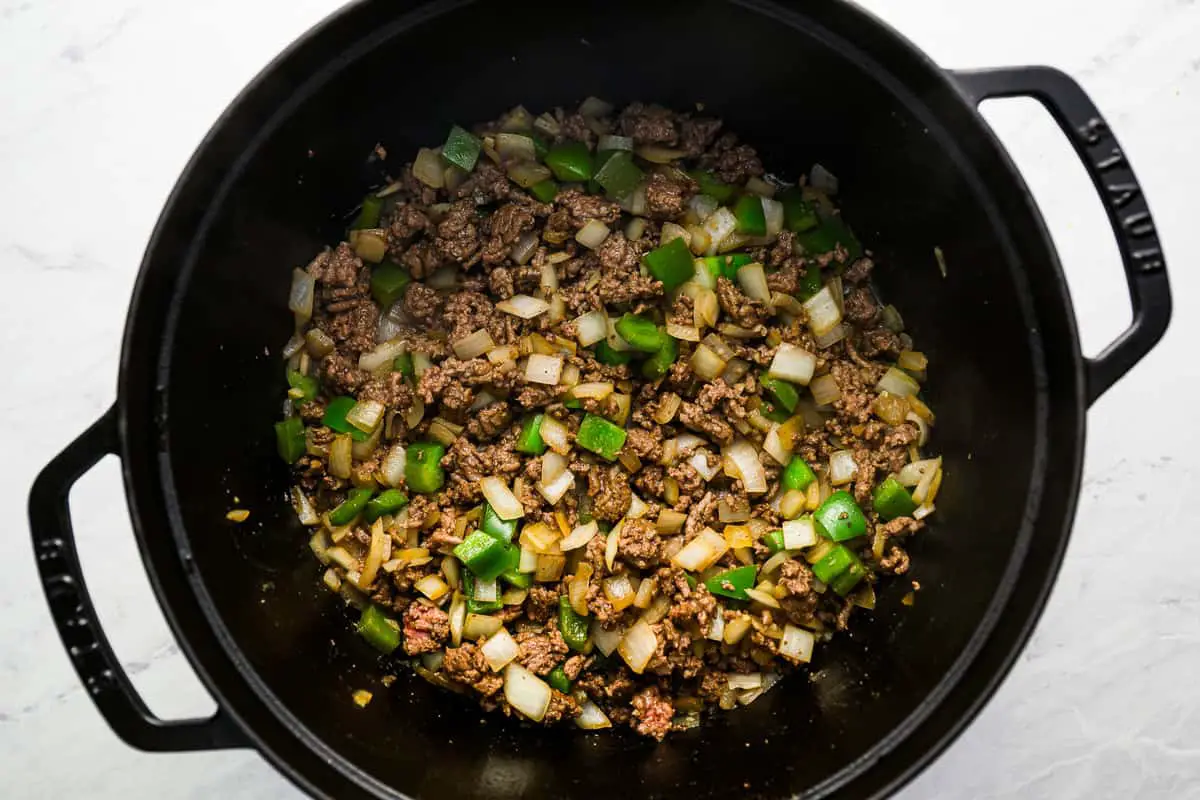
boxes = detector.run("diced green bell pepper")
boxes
[701,253,752,281]
[873,476,917,521]
[781,457,817,492]
[357,605,401,654]
[563,393,583,410]
[545,141,594,182]
[442,124,482,172]
[454,530,513,582]
[778,188,819,232]
[330,487,375,526]
[461,571,505,614]
[588,150,617,194]
[323,396,370,441]
[733,194,766,236]
[642,237,694,290]
[576,413,627,461]
[350,194,384,231]
[593,339,632,366]
[287,370,319,403]
[761,401,791,424]
[684,573,698,589]
[796,263,822,301]
[814,490,868,542]
[812,544,855,583]
[796,214,862,260]
[529,179,558,203]
[704,564,758,601]
[761,376,799,413]
[370,262,411,310]
[481,502,518,542]
[558,596,590,652]
[274,416,306,464]
[405,441,446,494]
[830,561,868,596]
[763,530,786,553]
[547,665,571,693]
[500,568,533,589]
[688,170,736,204]
[515,414,547,455]
[593,150,643,201]
[641,334,678,381]
[614,313,666,353]
[363,489,408,523]
[392,351,414,378]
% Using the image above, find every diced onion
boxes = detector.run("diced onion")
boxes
[779,624,815,663]
[718,497,750,523]
[575,700,613,730]
[598,134,633,151]
[481,628,520,672]
[560,521,598,552]
[694,287,719,328]
[474,577,499,603]
[292,488,320,526]
[538,414,571,455]
[507,160,552,188]
[688,193,719,222]
[453,328,496,360]
[762,426,791,466]
[762,197,784,236]
[814,324,849,350]
[449,592,466,646]
[829,450,857,486]
[504,663,552,721]
[537,468,575,506]
[604,524,620,571]
[415,574,449,602]
[723,439,768,494]
[535,554,567,582]
[702,207,738,256]
[358,519,389,589]
[707,610,726,641]
[666,322,701,342]
[636,144,687,163]
[660,222,691,246]
[689,450,720,482]
[691,258,716,290]
[591,621,623,656]
[578,96,613,117]
[604,574,637,612]
[625,217,647,242]
[511,231,539,265]
[573,310,609,347]
[653,393,682,425]
[413,148,445,188]
[906,411,930,447]
[346,399,385,433]
[288,268,315,325]
[481,476,524,520]
[782,518,817,550]
[737,262,771,302]
[359,339,407,373]
[913,503,936,521]
[877,366,921,398]
[329,434,352,480]
[671,528,729,571]
[572,381,613,400]
[524,353,563,385]
[744,587,780,608]
[802,286,843,337]
[690,344,728,381]
[463,612,503,640]
[618,620,658,674]
[495,132,537,162]
[518,547,539,573]
[576,219,611,250]
[810,373,842,406]
[760,549,792,576]
[898,458,940,487]
[913,457,943,505]
[768,343,816,386]
[496,294,550,319]
[728,672,764,690]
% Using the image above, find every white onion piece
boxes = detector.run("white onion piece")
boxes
[762,197,785,237]
[524,353,563,385]
[292,488,320,526]
[474,577,499,603]
[688,193,719,222]
[481,628,519,671]
[511,231,539,265]
[496,294,550,319]
[665,322,701,342]
[702,207,738,255]
[707,609,726,641]
[346,399,385,433]
[829,450,857,485]
[690,344,728,380]
[578,96,613,117]
[737,262,771,302]
[597,134,633,152]
[728,672,764,690]
[913,503,935,521]
[813,324,849,350]
[413,148,445,188]
[411,352,433,377]
[449,592,466,646]
[289,268,315,325]
[504,663,552,721]
[723,439,768,494]
[359,339,407,373]
[762,426,791,466]
[575,700,613,730]
[671,528,729,572]
[810,163,839,194]
[541,451,567,483]
[803,286,843,337]
[782,517,818,550]
[625,217,647,242]
[576,219,611,250]
[604,523,621,571]
[415,574,449,602]
[573,310,608,347]
[660,222,690,246]
[717,498,751,523]
[591,621,623,656]
[779,624,815,663]
[453,328,496,359]
[329,435,352,479]
[518,546,539,573]
[768,343,817,386]
[495,132,536,162]
[537,468,575,506]
[689,450,720,481]
[480,477,524,520]
[691,258,717,290]
[376,312,404,344]
[507,160,552,189]
[538,415,571,455]
[560,521,598,551]
[913,457,943,505]
[625,493,648,520]
[572,382,613,400]
[898,458,940,487]
[877,366,921,398]
[425,266,457,289]
[618,620,658,674]
[810,373,842,406]
[539,262,558,294]
[906,411,930,447]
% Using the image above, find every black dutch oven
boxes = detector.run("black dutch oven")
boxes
[29,1,1172,798]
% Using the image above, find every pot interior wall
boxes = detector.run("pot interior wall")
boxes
[161,1,1051,797]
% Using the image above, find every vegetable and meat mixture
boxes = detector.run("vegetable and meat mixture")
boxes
[277,99,943,740]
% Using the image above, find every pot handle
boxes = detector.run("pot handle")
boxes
[28,406,245,752]
[952,66,1172,405]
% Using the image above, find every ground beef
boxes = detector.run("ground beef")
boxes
[541,690,581,723]
[562,654,591,680]
[402,282,443,327]
[859,326,903,359]
[453,161,514,205]
[515,629,570,675]
[307,242,362,287]
[843,256,875,284]
[435,200,483,264]
[387,203,431,248]
[321,351,368,396]
[466,401,512,440]
[525,586,559,624]
[698,133,763,184]
[630,686,674,740]
[442,644,503,696]
[298,400,326,423]
[678,401,734,445]
[880,545,911,574]
[326,300,379,355]
[716,277,769,329]
[619,103,678,145]
[442,290,497,345]
[679,117,722,157]
[401,602,450,655]
[844,287,880,326]
[618,518,662,569]
[481,200,538,265]
[644,172,696,219]
[624,427,663,462]
[553,189,622,228]
[358,372,411,410]
[588,464,632,522]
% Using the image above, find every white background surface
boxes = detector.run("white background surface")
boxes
[3,1,1198,797]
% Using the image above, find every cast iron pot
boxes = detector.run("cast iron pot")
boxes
[29,1,1172,798]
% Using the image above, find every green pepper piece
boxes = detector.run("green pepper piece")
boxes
[545,141,594,182]
[576,413,627,461]
[363,489,408,523]
[329,487,375,526]
[529,179,558,203]
[442,124,482,172]
[392,351,414,378]
[763,530,786,553]
[558,596,590,652]
[547,665,572,694]
[593,150,643,201]
[830,561,868,596]
[873,477,918,521]
[781,457,817,492]
[641,237,695,290]
[614,313,666,353]
[405,441,446,494]
[593,339,632,366]
[454,531,513,581]
[761,401,791,424]
[563,394,583,410]
[733,194,766,236]
[684,573,698,590]
[688,170,736,204]
[796,214,862,260]
[778,188,819,232]
[500,568,533,589]
[812,544,856,584]
[641,334,678,381]
[761,376,799,413]
[370,262,411,310]
[814,490,868,542]
[274,417,306,464]
[515,414,548,455]
[323,396,370,442]
[701,253,752,281]
[795,263,822,301]
[588,150,617,194]
[704,564,758,601]
[481,502,519,542]
[357,605,401,654]
[286,370,319,403]
[461,572,505,614]
[350,194,384,231]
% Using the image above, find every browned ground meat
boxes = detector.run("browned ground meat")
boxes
[280,100,941,741]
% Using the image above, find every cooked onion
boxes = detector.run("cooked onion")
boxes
[346,399,385,433]
[604,574,637,612]
[813,324,849,349]
[496,294,550,319]
[898,458,940,487]
[906,411,930,446]
[495,132,537,162]
[537,468,575,506]
[578,96,613,117]
[463,612,502,641]
[591,620,622,656]
[718,496,750,523]
[779,624,815,663]
[768,343,816,386]
[802,286,843,337]
[762,426,791,466]
[665,322,701,342]
[448,592,466,646]
[604,523,621,570]
[524,353,563,385]
[660,222,690,246]
[723,439,768,494]
[481,476,524,520]
[415,574,449,602]
[413,148,445,188]
[576,219,611,250]
[618,620,657,674]
[671,528,729,571]
[762,197,784,237]
[829,450,857,486]
[511,231,539,265]
[598,134,633,152]
[573,310,609,347]
[289,268,315,325]
[707,610,726,642]
[690,343,728,380]
[358,519,389,589]
[560,521,598,552]
[877,366,920,397]
[810,373,842,406]
[702,207,738,255]
[572,382,613,400]
[688,193,719,222]
[782,518,817,550]
[481,628,520,671]
[329,434,352,480]
[504,663,552,721]
[453,328,496,359]
[686,449,718,482]
[575,700,613,730]
[737,262,771,302]
[291,487,320,526]
[359,339,406,373]
[538,414,571,455]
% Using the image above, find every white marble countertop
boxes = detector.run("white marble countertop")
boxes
[3,0,1198,797]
